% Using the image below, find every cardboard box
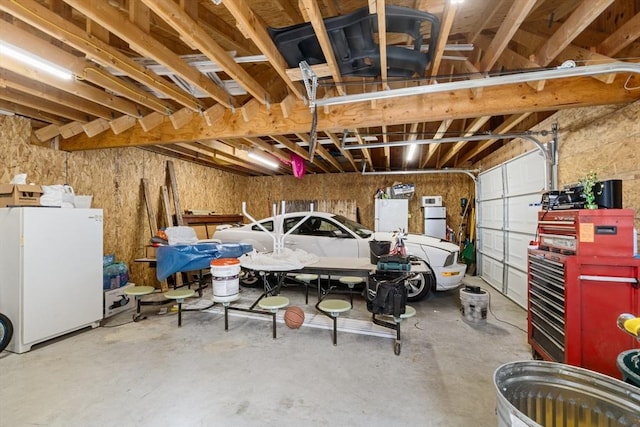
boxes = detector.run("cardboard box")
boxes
[0,184,44,207]
[104,283,135,318]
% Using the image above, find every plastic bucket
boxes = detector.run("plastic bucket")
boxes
[369,240,391,264]
[210,258,241,298]
[494,360,640,427]
[459,287,488,323]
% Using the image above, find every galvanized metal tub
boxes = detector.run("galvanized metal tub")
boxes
[494,361,640,427]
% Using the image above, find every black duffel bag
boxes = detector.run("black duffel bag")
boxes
[365,274,407,318]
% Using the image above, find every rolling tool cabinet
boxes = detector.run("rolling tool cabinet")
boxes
[528,209,640,379]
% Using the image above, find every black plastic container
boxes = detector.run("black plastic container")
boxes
[369,240,391,264]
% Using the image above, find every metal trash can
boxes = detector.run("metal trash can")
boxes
[494,360,640,427]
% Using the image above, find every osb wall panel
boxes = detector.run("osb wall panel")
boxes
[475,101,640,231]
[246,172,475,238]
[0,116,247,288]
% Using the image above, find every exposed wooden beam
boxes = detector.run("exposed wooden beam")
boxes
[533,0,616,66]
[299,0,346,95]
[477,0,537,72]
[0,0,200,112]
[466,0,507,44]
[222,0,306,100]
[273,0,303,24]
[456,113,532,165]
[141,0,271,105]
[64,0,233,108]
[295,133,341,172]
[598,12,640,56]
[60,74,640,151]
[420,119,452,168]
[513,28,616,84]
[0,69,112,120]
[0,87,91,123]
[376,1,388,86]
[429,1,458,78]
[437,116,491,166]
[269,134,314,163]
[326,132,358,171]
[198,4,257,57]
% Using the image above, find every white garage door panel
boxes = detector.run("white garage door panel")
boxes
[505,151,546,196]
[479,199,503,229]
[507,194,541,234]
[480,168,504,200]
[479,228,504,259]
[481,255,504,291]
[506,233,531,272]
[478,149,551,307]
[506,267,528,308]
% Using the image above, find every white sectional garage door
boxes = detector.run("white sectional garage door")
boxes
[476,150,548,308]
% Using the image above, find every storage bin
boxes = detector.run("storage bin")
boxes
[494,360,640,427]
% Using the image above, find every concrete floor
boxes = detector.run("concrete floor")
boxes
[0,276,531,427]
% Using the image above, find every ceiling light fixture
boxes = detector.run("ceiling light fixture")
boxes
[0,108,15,116]
[406,143,418,162]
[343,136,378,143]
[248,151,279,169]
[0,41,73,81]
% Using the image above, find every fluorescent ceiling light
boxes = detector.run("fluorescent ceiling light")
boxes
[0,108,15,116]
[406,143,418,162]
[0,41,73,81]
[248,151,279,169]
[343,136,378,142]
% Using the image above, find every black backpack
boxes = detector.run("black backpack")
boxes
[365,274,407,318]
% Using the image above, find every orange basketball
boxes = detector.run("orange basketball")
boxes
[284,306,305,329]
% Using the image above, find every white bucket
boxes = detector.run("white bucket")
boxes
[210,258,241,298]
[460,287,488,323]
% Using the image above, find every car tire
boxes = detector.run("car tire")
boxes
[239,268,261,288]
[406,259,435,302]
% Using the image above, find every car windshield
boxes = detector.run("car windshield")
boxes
[332,215,373,238]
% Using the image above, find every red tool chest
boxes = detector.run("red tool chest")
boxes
[528,209,640,379]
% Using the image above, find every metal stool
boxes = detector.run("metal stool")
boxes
[257,296,289,339]
[338,276,364,305]
[124,285,155,321]
[372,305,416,355]
[316,299,351,346]
[295,273,318,304]
[214,293,240,332]
[164,288,195,327]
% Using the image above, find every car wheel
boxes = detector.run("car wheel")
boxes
[239,268,261,288]
[405,259,435,302]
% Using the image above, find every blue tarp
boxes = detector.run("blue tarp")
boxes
[156,243,253,281]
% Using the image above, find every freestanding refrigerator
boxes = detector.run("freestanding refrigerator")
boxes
[374,198,409,232]
[0,207,103,353]
[423,206,447,239]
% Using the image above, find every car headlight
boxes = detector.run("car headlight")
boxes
[444,252,456,267]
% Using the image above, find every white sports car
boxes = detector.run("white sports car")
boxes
[213,211,467,301]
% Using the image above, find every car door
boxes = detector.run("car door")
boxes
[282,215,360,257]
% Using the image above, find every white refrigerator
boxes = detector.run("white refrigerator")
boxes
[0,207,104,353]
[374,198,409,232]
[423,206,447,239]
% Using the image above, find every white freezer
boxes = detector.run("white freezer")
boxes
[0,207,104,353]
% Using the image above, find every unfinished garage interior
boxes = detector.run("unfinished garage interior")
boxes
[1,0,640,425]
